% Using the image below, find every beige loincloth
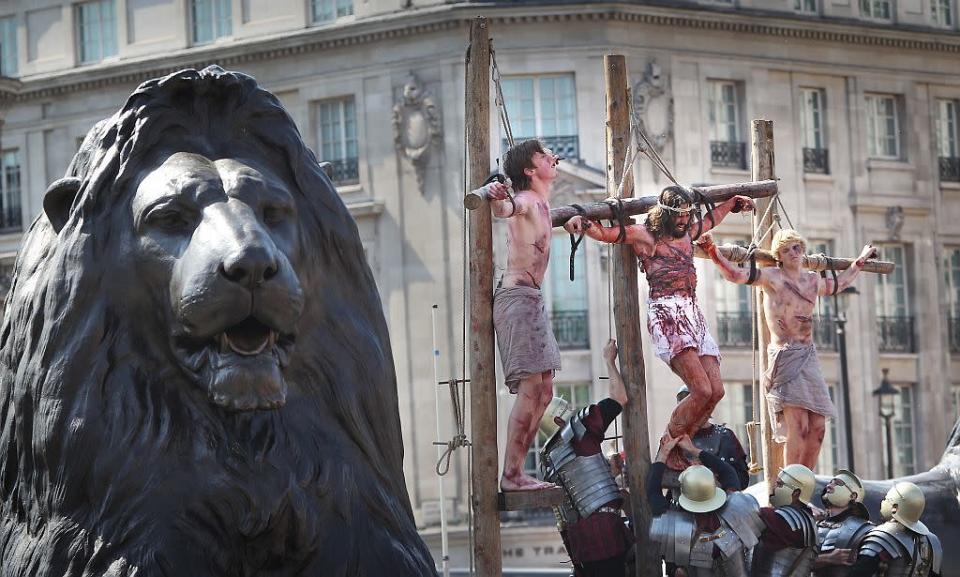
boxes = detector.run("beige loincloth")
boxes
[493,285,561,393]
[763,342,838,443]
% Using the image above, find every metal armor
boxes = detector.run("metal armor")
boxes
[815,508,873,577]
[649,492,762,577]
[541,407,620,525]
[858,521,943,577]
[751,505,818,577]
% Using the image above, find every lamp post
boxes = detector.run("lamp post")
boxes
[834,286,858,471]
[873,368,898,479]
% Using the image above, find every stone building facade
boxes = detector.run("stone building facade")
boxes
[0,0,958,572]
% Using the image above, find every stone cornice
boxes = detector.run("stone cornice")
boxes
[7,1,960,102]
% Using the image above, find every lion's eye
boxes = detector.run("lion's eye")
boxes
[148,208,193,232]
[263,205,290,227]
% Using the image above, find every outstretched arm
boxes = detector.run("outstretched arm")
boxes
[564,215,654,251]
[485,182,530,219]
[602,339,628,407]
[819,244,878,296]
[700,195,755,234]
[697,233,767,287]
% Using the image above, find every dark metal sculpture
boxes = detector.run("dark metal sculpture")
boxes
[0,66,436,577]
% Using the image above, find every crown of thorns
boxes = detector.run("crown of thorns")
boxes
[656,202,696,214]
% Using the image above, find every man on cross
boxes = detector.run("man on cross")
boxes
[484,139,564,491]
[700,228,876,469]
[564,186,754,469]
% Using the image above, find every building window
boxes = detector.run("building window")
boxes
[501,74,579,161]
[548,234,588,350]
[811,240,838,350]
[75,0,117,64]
[0,150,20,232]
[945,248,960,353]
[865,94,901,159]
[0,16,17,76]
[315,97,358,185]
[861,0,892,19]
[191,0,232,45]
[801,88,829,174]
[795,0,817,13]
[525,383,591,478]
[953,384,960,419]
[880,384,917,477]
[932,0,954,26]
[709,80,746,169]
[312,0,353,24]
[875,244,914,352]
[937,99,960,182]
[714,236,753,348]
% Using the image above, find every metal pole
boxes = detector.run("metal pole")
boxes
[430,305,451,577]
[884,415,895,479]
[836,314,856,472]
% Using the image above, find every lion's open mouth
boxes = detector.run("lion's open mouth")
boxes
[173,316,295,411]
[221,317,276,356]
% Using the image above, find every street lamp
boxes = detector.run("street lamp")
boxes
[872,368,898,479]
[834,285,858,471]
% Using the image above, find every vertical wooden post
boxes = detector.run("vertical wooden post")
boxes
[465,17,502,577]
[605,54,657,577]
[751,119,783,493]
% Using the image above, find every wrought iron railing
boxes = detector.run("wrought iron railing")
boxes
[551,309,589,350]
[949,317,960,353]
[501,135,580,162]
[710,141,747,170]
[715,311,753,348]
[327,157,359,185]
[803,147,830,174]
[813,317,838,351]
[877,315,915,353]
[0,197,20,231]
[940,156,960,182]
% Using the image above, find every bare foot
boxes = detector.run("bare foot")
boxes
[500,473,556,492]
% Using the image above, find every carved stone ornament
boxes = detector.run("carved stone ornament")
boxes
[886,205,905,240]
[632,59,674,182]
[392,73,441,194]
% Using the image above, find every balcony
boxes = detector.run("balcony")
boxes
[877,315,915,353]
[940,156,960,182]
[812,317,838,351]
[710,141,747,170]
[949,317,960,354]
[551,310,589,350]
[501,135,580,162]
[803,147,830,174]
[327,157,359,185]
[715,311,753,348]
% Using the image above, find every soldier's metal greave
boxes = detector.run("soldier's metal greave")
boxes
[815,511,873,577]
[858,522,943,577]
[649,495,761,577]
[540,409,620,522]
[751,506,818,577]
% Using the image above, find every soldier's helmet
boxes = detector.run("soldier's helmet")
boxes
[882,481,930,535]
[779,464,817,506]
[678,465,727,513]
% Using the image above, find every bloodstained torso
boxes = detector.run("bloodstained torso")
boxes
[500,193,552,289]
[636,234,697,300]
[763,270,819,347]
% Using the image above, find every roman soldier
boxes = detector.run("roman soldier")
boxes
[751,464,820,577]
[814,469,873,577]
[848,481,943,577]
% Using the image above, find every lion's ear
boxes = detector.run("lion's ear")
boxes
[44,177,82,233]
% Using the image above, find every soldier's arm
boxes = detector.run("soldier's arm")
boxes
[845,553,882,577]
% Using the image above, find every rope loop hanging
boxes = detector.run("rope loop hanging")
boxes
[568,204,588,281]
[435,378,472,476]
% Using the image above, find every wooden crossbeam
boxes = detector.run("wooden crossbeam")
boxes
[498,487,565,511]
[547,180,778,228]
[694,244,895,275]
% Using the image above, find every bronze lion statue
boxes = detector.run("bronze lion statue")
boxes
[0,66,436,576]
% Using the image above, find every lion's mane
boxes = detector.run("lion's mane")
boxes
[0,67,434,576]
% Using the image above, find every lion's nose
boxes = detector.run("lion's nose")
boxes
[220,245,279,288]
